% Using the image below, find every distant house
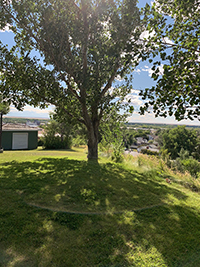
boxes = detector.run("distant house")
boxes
[147,134,154,140]
[2,123,39,150]
[136,137,148,145]
[26,121,39,128]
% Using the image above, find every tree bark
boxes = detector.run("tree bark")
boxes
[87,121,99,160]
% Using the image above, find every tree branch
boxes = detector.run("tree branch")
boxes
[82,14,88,76]
[60,106,86,125]
[71,0,82,15]
[99,62,120,100]
[138,37,200,53]
[81,0,89,97]
[61,75,81,101]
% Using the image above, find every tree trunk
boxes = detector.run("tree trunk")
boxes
[81,99,99,160]
[87,122,99,160]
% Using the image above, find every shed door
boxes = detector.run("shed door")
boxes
[12,133,28,149]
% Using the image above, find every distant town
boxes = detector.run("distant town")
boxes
[2,116,200,155]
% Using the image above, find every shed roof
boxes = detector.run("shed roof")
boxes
[2,123,40,131]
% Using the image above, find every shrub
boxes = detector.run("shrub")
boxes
[161,149,172,168]
[42,135,72,149]
[141,149,159,156]
[159,126,198,159]
[171,157,200,178]
[111,146,124,163]
[72,136,86,147]
[171,158,185,173]
[182,158,200,178]
[99,134,124,162]
[38,137,44,146]
[178,148,190,160]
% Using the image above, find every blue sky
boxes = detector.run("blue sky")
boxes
[0,0,199,126]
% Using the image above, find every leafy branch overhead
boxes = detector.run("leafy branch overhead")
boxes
[0,94,9,115]
[0,0,143,159]
[140,0,200,121]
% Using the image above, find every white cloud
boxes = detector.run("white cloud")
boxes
[130,89,140,95]
[123,90,143,107]
[101,20,111,39]
[195,51,200,62]
[24,107,53,114]
[128,112,157,123]
[115,75,124,82]
[141,64,164,77]
[139,20,174,48]
[7,105,54,118]
[127,112,200,126]
[140,30,155,40]
[134,69,141,74]
[141,66,152,76]
[162,37,174,46]
[150,0,164,14]
[120,52,127,59]
[0,24,12,32]
[108,86,115,96]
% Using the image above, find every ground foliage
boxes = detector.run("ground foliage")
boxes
[0,149,200,266]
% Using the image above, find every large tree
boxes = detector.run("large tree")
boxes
[0,0,142,160]
[139,0,200,121]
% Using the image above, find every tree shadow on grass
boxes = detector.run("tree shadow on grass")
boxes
[0,158,200,266]
[0,158,186,212]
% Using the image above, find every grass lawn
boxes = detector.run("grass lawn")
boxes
[0,148,200,266]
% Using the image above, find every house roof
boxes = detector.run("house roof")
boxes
[2,123,40,131]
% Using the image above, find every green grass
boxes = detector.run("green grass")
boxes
[0,148,200,266]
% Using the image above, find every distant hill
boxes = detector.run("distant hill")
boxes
[126,122,200,129]
[3,117,199,129]
[3,117,49,125]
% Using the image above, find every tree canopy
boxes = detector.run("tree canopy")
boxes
[0,95,9,115]
[159,126,199,160]
[0,0,143,160]
[140,0,200,121]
